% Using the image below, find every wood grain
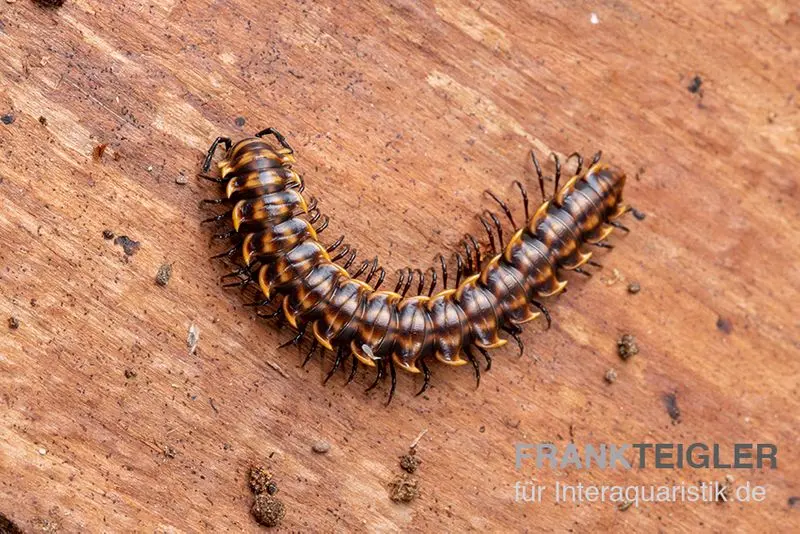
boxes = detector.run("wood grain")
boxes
[1,0,798,531]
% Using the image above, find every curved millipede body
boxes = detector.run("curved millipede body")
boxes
[201,128,632,401]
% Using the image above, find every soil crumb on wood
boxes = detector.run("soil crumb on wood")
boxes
[400,452,421,473]
[92,143,108,161]
[249,465,274,495]
[0,511,23,534]
[187,323,200,355]
[155,264,172,286]
[631,208,646,220]
[617,334,639,360]
[716,316,733,334]
[788,496,800,508]
[38,116,48,126]
[687,75,703,93]
[251,494,285,528]
[235,116,246,127]
[102,229,114,240]
[0,114,14,125]
[662,391,682,423]
[604,368,617,384]
[113,235,140,256]
[124,369,136,379]
[8,316,19,330]
[627,281,641,294]
[311,440,330,454]
[389,474,420,503]
[35,0,66,6]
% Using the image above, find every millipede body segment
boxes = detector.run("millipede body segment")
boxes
[201,128,631,400]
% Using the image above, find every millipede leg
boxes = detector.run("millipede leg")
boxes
[512,180,529,221]
[566,151,584,176]
[551,152,562,196]
[386,358,397,405]
[590,150,603,166]
[201,198,227,206]
[202,136,232,172]
[278,323,307,349]
[475,345,492,371]
[393,269,407,294]
[531,300,552,329]
[326,235,345,253]
[198,173,226,184]
[302,340,319,367]
[202,211,233,224]
[426,267,437,297]
[352,259,371,278]
[414,268,425,296]
[592,241,614,249]
[611,221,630,232]
[438,254,448,290]
[479,216,497,255]
[213,230,237,240]
[324,346,345,384]
[531,150,546,202]
[372,268,386,290]
[401,268,414,297]
[415,358,431,396]
[502,325,524,357]
[455,253,464,288]
[254,127,294,154]
[485,190,516,227]
[464,347,481,388]
[314,215,330,234]
[587,260,603,269]
[365,358,385,392]
[210,245,239,260]
[244,299,271,308]
[484,211,504,250]
[346,353,359,385]
[573,267,592,277]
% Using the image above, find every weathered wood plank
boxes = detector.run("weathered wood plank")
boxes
[1,0,798,531]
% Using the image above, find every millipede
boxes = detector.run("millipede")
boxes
[199,128,633,402]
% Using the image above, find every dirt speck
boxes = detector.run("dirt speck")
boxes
[102,229,114,240]
[187,323,200,355]
[400,453,421,473]
[235,116,246,127]
[0,511,22,534]
[389,473,419,503]
[155,264,172,287]
[35,0,65,6]
[617,334,639,360]
[124,369,136,379]
[618,500,633,512]
[631,208,646,220]
[687,75,703,94]
[92,143,108,161]
[175,174,188,185]
[0,114,14,125]
[662,391,682,423]
[716,316,733,334]
[627,281,641,294]
[249,465,274,495]
[251,494,285,528]
[8,316,19,330]
[311,440,330,454]
[788,496,800,508]
[38,116,48,126]
[604,368,617,384]
[113,235,140,256]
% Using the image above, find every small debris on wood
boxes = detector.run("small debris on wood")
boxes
[267,360,289,378]
[311,440,330,454]
[0,511,23,534]
[35,0,65,6]
[102,229,114,240]
[162,445,177,459]
[249,465,274,495]
[0,113,14,125]
[409,428,427,450]
[155,264,172,286]
[717,475,734,503]
[603,268,624,286]
[234,116,246,127]
[479,425,486,433]
[618,500,633,512]
[251,494,285,528]
[716,316,733,334]
[187,323,200,355]
[662,391,682,424]
[400,452,421,474]
[617,334,639,360]
[589,12,599,24]
[687,75,703,94]
[124,369,136,379]
[8,316,19,330]
[92,143,108,161]
[788,496,800,508]
[175,174,188,185]
[389,474,419,503]
[38,116,48,126]
[113,235,140,256]
[631,208,646,220]
[627,281,641,294]
[38,447,47,455]
[604,368,617,384]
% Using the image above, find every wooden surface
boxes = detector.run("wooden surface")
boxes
[1,0,799,531]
